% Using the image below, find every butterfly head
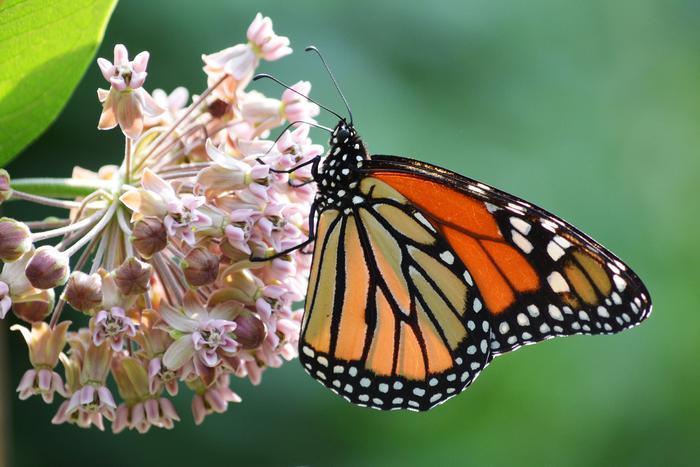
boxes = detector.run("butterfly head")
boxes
[313,120,368,206]
[327,120,367,159]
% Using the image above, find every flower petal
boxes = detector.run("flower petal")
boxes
[159,303,198,333]
[162,336,195,370]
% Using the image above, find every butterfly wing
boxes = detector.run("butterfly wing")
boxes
[300,176,492,411]
[365,155,652,356]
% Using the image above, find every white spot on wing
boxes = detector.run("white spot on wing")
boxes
[517,313,530,326]
[510,217,531,235]
[547,271,570,293]
[548,305,564,321]
[547,241,566,261]
[512,230,533,254]
[613,275,627,292]
[439,251,455,264]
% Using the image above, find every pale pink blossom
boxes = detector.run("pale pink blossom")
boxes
[121,169,212,245]
[191,375,241,425]
[16,367,66,403]
[3,13,318,432]
[196,140,270,195]
[161,292,239,373]
[96,44,163,139]
[202,13,291,84]
[224,208,261,254]
[12,321,70,402]
[240,91,284,135]
[146,87,189,126]
[281,81,320,123]
[113,397,179,434]
[93,307,138,351]
[53,384,116,431]
[147,357,179,396]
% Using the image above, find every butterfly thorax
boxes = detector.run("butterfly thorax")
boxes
[313,120,369,210]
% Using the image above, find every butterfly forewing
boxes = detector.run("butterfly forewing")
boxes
[300,177,492,411]
[366,155,652,356]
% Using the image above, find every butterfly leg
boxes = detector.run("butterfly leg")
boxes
[249,200,319,262]
[268,156,320,175]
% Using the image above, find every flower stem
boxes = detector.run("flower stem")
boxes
[25,219,71,230]
[125,137,133,183]
[10,190,86,209]
[135,75,226,171]
[64,201,119,257]
[31,209,105,242]
[10,178,114,200]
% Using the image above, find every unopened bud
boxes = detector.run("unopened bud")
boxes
[182,248,219,286]
[0,169,11,203]
[208,99,230,118]
[131,217,167,258]
[234,312,266,349]
[12,289,55,323]
[64,272,102,312]
[25,246,69,289]
[114,257,152,295]
[0,218,32,262]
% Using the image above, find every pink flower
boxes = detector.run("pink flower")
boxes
[147,358,179,396]
[12,321,71,403]
[53,385,116,431]
[196,140,270,195]
[96,44,163,139]
[93,307,138,351]
[161,292,239,372]
[163,194,213,245]
[97,44,149,91]
[190,375,241,425]
[16,367,66,403]
[247,13,292,61]
[224,208,261,254]
[121,169,213,245]
[146,87,189,126]
[113,398,179,434]
[281,81,320,123]
[203,13,291,82]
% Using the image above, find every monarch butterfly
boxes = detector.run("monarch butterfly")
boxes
[256,47,652,412]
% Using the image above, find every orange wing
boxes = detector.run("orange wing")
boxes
[300,177,491,411]
[367,155,652,355]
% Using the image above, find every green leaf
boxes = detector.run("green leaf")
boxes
[0,0,117,166]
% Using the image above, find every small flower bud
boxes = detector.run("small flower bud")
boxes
[234,312,266,349]
[25,246,69,290]
[114,257,152,295]
[182,248,219,286]
[0,169,11,203]
[0,218,32,262]
[12,289,55,323]
[81,341,113,385]
[131,217,167,258]
[64,272,103,312]
[208,99,230,118]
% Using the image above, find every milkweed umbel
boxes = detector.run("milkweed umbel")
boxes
[254,47,652,412]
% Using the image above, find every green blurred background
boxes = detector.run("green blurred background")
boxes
[2,0,699,465]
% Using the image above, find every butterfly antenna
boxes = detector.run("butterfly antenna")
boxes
[255,120,332,166]
[305,46,353,125]
[253,74,345,122]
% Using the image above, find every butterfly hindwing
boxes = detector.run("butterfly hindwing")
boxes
[366,155,652,356]
[300,176,491,411]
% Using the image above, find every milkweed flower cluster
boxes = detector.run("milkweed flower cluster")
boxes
[0,13,321,432]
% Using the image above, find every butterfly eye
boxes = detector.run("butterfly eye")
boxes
[336,127,350,142]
